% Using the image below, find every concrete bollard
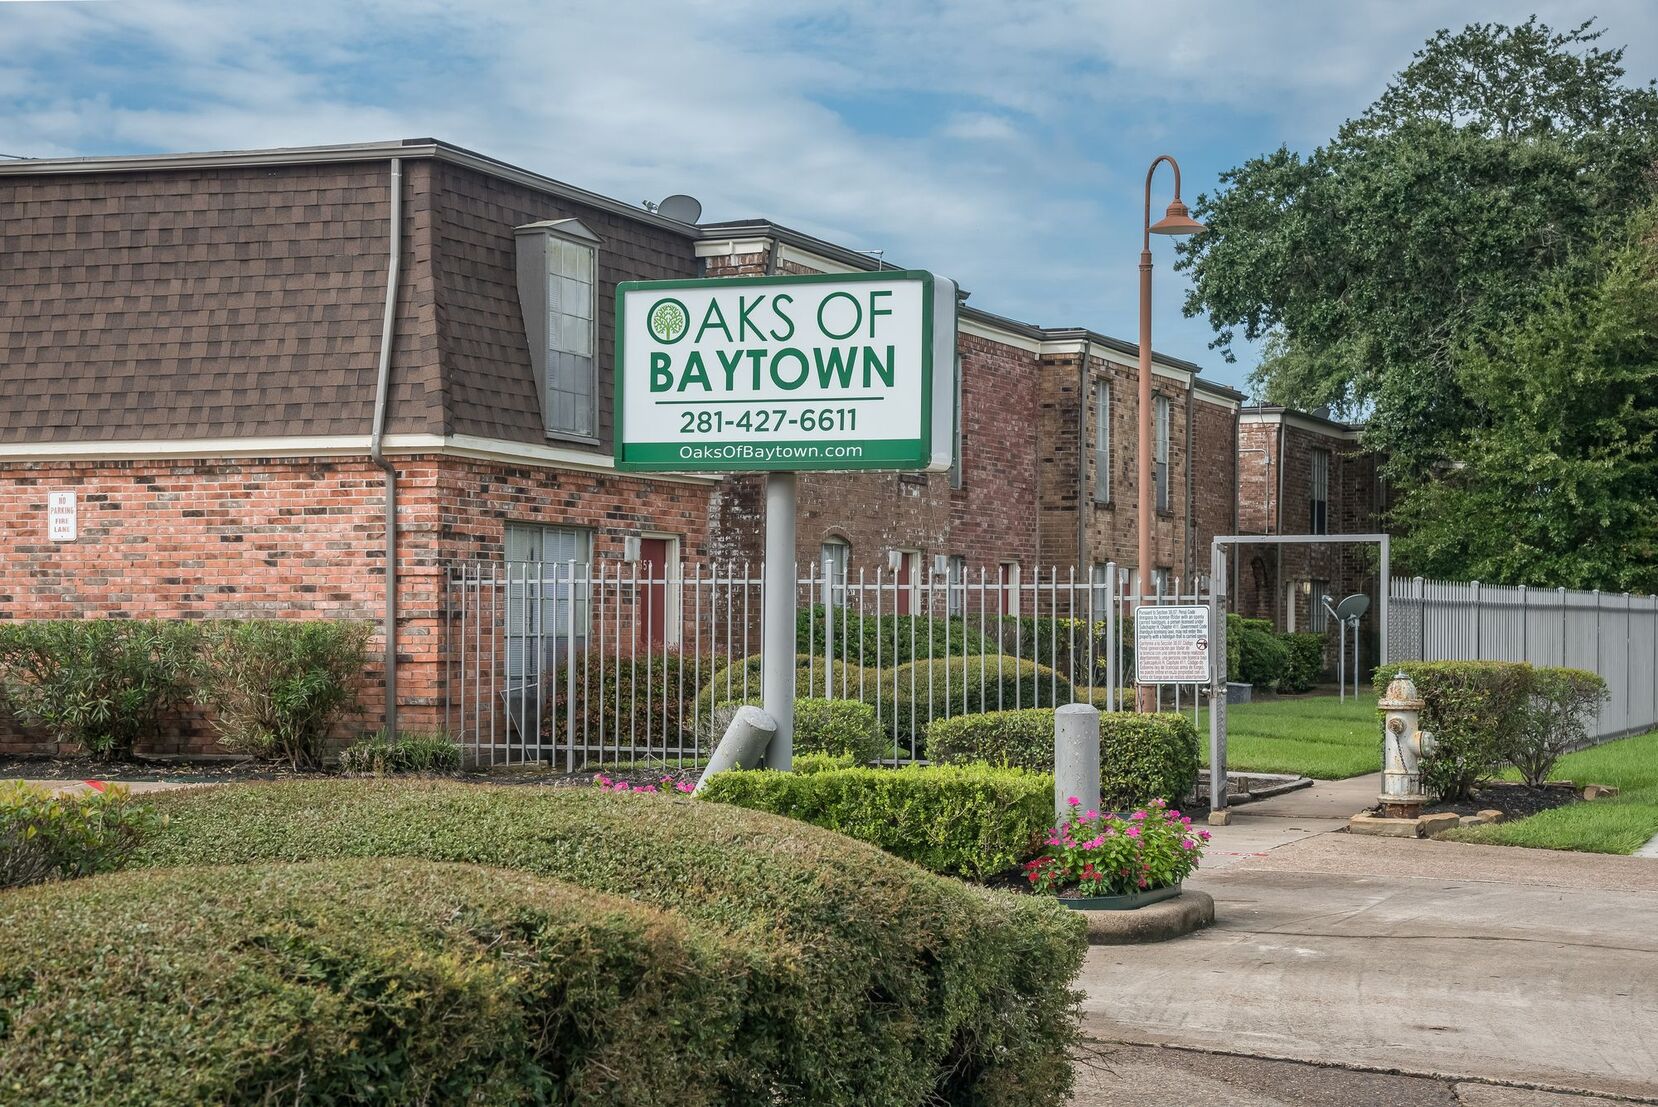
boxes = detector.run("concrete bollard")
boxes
[1054,703,1102,824]
[694,706,777,794]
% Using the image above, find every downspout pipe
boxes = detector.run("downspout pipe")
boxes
[1076,342,1091,575]
[370,157,403,737]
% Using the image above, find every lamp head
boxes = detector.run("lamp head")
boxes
[1149,198,1206,236]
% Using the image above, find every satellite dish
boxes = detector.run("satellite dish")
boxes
[1335,593,1370,621]
[656,194,702,224]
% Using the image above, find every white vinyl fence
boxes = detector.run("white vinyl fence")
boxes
[1388,577,1658,740]
[444,559,1211,768]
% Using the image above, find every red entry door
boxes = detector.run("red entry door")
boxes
[897,551,916,616]
[639,538,669,649]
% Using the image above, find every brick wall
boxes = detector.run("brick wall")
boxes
[0,453,717,756]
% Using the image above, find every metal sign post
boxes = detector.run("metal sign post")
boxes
[763,473,797,769]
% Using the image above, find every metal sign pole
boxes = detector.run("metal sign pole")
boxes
[762,472,797,770]
[1209,540,1228,817]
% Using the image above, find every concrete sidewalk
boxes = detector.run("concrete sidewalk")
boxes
[1077,832,1658,1101]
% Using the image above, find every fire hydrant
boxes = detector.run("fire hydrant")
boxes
[1378,672,1435,818]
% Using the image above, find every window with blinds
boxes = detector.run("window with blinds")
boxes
[545,236,597,438]
[504,524,592,684]
[1310,448,1330,534]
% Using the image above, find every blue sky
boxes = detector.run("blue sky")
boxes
[4,0,1656,393]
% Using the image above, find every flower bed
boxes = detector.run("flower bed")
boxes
[1025,797,1210,902]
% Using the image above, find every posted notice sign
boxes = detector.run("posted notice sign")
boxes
[615,270,957,472]
[1134,605,1211,683]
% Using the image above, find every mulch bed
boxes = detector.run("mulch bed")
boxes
[1391,781,1582,820]
[0,756,325,784]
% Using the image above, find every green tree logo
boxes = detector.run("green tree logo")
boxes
[648,298,689,344]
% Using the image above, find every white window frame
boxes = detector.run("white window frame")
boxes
[504,523,593,686]
[1310,578,1331,632]
[1093,379,1111,504]
[999,560,1021,617]
[947,554,967,616]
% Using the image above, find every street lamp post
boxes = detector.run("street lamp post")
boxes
[1136,155,1205,712]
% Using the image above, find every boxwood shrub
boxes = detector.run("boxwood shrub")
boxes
[926,708,1200,809]
[133,780,1087,1107]
[797,604,994,663]
[700,762,1051,878]
[1277,632,1326,694]
[0,858,752,1106]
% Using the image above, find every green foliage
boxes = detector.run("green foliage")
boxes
[703,696,883,764]
[1391,205,1658,590]
[1026,800,1208,896]
[1182,17,1658,485]
[926,709,1201,810]
[1506,666,1609,786]
[1235,619,1290,689]
[1380,661,1534,801]
[1277,633,1327,694]
[0,620,197,759]
[1450,728,1658,853]
[193,621,371,769]
[792,751,857,775]
[339,729,463,774]
[700,762,1051,878]
[797,604,994,663]
[0,859,752,1106]
[996,616,1122,688]
[549,650,696,749]
[133,780,1087,1107]
[1,782,164,889]
[879,657,1074,751]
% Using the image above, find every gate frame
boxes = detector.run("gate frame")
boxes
[1206,533,1390,814]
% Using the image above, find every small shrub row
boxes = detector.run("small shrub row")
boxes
[1379,661,1607,799]
[926,708,1201,810]
[797,604,995,663]
[0,619,371,767]
[338,730,463,774]
[700,762,1051,878]
[1225,614,1329,693]
[706,697,885,764]
[1,782,164,889]
[131,781,1089,1107]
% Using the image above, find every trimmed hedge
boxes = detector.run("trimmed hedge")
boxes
[548,651,696,748]
[708,697,884,764]
[926,708,1200,809]
[0,620,198,759]
[1,782,164,889]
[879,656,1075,749]
[1378,661,1533,801]
[1278,633,1326,694]
[701,762,1051,878]
[133,780,1087,1107]
[0,859,752,1106]
[797,604,994,663]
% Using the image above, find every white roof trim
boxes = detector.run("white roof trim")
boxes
[694,237,773,259]
[959,316,1042,353]
[0,434,718,484]
[515,217,601,243]
[1239,411,1362,439]
[1041,340,1194,385]
[776,242,864,274]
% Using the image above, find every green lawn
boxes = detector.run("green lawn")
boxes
[1197,694,1380,780]
[1445,730,1658,854]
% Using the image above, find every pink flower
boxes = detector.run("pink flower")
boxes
[1198,829,1212,841]
[1125,825,1141,839]
[1067,796,1081,807]
[1084,809,1099,821]
[1181,816,1192,826]
[1130,810,1147,821]
[1182,838,1196,850]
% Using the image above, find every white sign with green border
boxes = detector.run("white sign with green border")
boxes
[615,270,957,472]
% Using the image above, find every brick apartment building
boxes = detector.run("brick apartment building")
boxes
[1234,406,1390,655]
[0,139,1249,750]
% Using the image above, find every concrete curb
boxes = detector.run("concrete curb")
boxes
[1076,890,1215,945]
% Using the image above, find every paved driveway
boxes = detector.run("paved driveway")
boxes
[1076,829,1658,1101]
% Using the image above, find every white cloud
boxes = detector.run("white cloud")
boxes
[2,0,1656,384]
